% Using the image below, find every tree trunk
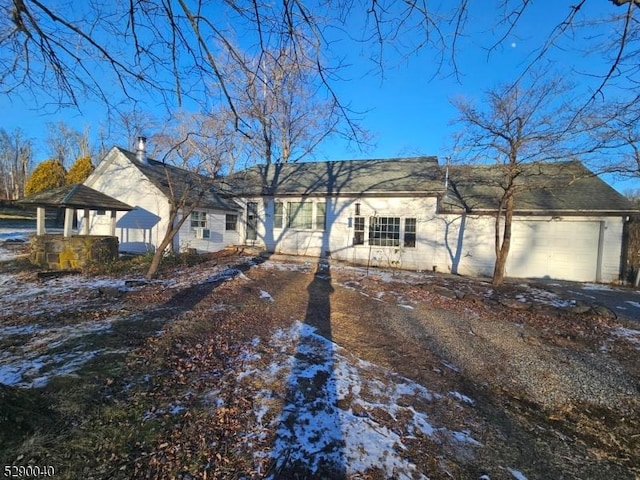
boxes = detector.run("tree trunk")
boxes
[492,193,514,286]
[146,205,193,280]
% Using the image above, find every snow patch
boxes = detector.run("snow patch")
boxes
[259,290,274,302]
[235,321,479,479]
[611,327,640,349]
[0,315,123,387]
[582,283,615,291]
[508,468,529,480]
[449,391,475,405]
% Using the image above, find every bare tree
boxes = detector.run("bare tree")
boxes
[45,121,93,168]
[150,109,241,176]
[0,128,32,199]
[145,165,209,280]
[0,1,355,132]
[590,100,640,176]
[451,73,597,285]
[224,45,358,165]
[134,127,238,279]
[2,1,638,158]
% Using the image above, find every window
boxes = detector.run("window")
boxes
[96,209,106,216]
[369,217,400,246]
[191,210,207,228]
[225,214,238,231]
[316,202,326,230]
[287,202,313,229]
[404,218,416,248]
[353,217,365,245]
[274,202,284,228]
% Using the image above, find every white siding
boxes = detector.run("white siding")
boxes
[83,149,170,253]
[238,195,442,271]
[177,210,240,253]
[236,194,625,282]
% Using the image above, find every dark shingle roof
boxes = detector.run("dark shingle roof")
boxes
[223,157,444,196]
[18,184,133,211]
[117,148,241,211]
[441,161,636,214]
[225,157,635,215]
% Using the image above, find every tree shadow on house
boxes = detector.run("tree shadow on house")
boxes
[266,259,347,479]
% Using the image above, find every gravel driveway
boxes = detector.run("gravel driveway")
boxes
[529,279,640,322]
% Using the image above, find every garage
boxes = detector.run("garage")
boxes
[506,220,602,282]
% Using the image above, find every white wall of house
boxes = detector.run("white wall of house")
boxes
[236,194,625,282]
[177,208,241,253]
[83,149,170,253]
[237,195,443,270]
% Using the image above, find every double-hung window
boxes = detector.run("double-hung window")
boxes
[274,202,284,228]
[225,214,238,231]
[369,217,401,247]
[316,202,326,230]
[191,210,207,229]
[276,201,327,230]
[353,217,365,245]
[404,218,416,248]
[287,202,313,229]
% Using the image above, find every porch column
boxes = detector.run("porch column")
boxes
[36,207,46,235]
[83,208,90,235]
[63,208,75,238]
[110,210,117,237]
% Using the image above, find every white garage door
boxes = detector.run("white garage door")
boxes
[506,221,601,282]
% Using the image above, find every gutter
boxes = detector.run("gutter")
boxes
[437,208,639,217]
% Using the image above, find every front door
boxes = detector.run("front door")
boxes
[246,202,258,242]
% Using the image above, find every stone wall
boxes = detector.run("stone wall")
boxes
[30,235,119,270]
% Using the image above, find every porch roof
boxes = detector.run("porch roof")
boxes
[18,184,133,211]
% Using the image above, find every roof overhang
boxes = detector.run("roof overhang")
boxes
[18,184,133,211]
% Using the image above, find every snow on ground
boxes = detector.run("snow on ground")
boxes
[582,283,616,291]
[259,289,274,302]
[166,262,258,289]
[231,320,486,479]
[515,287,575,308]
[0,272,132,317]
[0,230,634,476]
[0,316,124,387]
[0,228,32,242]
[0,228,32,262]
[508,468,529,480]
[611,327,640,350]
[258,259,427,285]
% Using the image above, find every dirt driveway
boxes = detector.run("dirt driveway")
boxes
[1,252,639,479]
[124,254,639,479]
[289,260,640,479]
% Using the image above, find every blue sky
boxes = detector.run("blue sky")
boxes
[1,1,638,193]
